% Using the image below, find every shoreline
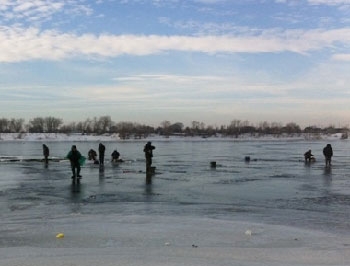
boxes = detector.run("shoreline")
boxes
[0,132,347,142]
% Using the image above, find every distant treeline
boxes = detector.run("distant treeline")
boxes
[0,116,348,139]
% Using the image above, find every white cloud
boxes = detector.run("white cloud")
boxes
[192,0,227,3]
[1,26,350,62]
[308,0,350,5]
[332,53,350,61]
[113,74,223,83]
[0,0,91,23]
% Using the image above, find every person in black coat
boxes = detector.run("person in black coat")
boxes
[43,144,49,165]
[111,149,121,162]
[143,141,155,172]
[323,144,333,167]
[98,143,106,165]
[304,149,314,162]
[66,145,82,178]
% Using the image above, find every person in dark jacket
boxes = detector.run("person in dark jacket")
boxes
[304,149,314,162]
[143,141,155,172]
[43,144,49,164]
[66,145,82,179]
[88,149,99,164]
[111,149,121,162]
[323,144,333,167]
[98,143,106,165]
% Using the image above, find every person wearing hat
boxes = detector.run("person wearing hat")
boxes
[143,141,155,172]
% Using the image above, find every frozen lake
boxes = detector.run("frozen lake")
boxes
[1,137,350,265]
[2,138,350,232]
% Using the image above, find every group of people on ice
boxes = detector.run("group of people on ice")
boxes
[87,143,122,165]
[42,141,156,181]
[304,144,333,167]
[42,140,335,182]
[71,143,124,180]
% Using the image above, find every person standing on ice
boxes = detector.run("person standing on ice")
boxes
[323,144,333,167]
[143,141,155,173]
[66,145,83,179]
[42,144,49,165]
[98,143,106,165]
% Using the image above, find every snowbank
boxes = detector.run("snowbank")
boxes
[0,133,120,142]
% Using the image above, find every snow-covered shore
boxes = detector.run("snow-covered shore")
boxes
[0,132,347,142]
[0,133,121,142]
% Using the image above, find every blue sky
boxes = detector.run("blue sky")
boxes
[1,0,350,127]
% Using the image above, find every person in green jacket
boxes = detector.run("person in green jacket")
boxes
[66,145,83,179]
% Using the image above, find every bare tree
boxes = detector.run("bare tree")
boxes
[169,122,184,133]
[161,120,171,135]
[28,117,45,133]
[284,122,301,134]
[98,116,113,133]
[45,117,63,132]
[9,118,25,133]
[0,118,9,132]
[228,119,241,137]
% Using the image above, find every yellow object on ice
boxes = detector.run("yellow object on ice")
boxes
[56,233,64,238]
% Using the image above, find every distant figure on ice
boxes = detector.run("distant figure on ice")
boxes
[66,145,83,179]
[88,149,99,164]
[143,141,155,173]
[98,143,106,166]
[111,149,121,162]
[42,144,49,164]
[304,149,314,162]
[323,144,333,167]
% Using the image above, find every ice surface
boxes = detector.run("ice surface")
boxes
[1,215,350,266]
[1,135,350,265]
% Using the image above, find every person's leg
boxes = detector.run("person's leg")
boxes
[77,164,81,177]
[146,156,149,171]
[71,165,76,177]
[146,156,152,172]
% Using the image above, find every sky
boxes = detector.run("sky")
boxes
[1,0,350,128]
